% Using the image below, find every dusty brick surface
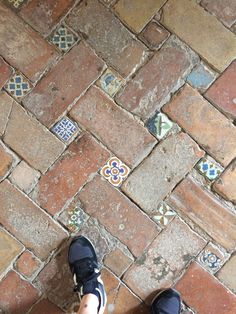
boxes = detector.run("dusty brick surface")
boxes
[175,262,236,314]
[29,299,64,314]
[0,57,12,89]
[116,36,198,120]
[104,248,133,277]
[163,84,236,166]
[167,176,236,251]
[23,43,105,128]
[0,92,13,136]
[122,132,203,213]
[217,254,236,293]
[0,3,58,81]
[70,86,156,167]
[15,251,41,279]
[139,21,170,50]
[0,146,13,179]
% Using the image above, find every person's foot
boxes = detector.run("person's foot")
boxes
[68,236,107,314]
[151,288,181,314]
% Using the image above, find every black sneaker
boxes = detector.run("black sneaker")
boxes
[151,288,181,314]
[68,236,107,314]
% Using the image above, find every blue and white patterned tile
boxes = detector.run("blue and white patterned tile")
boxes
[196,157,223,181]
[52,117,79,142]
[97,68,125,97]
[187,63,216,92]
[146,112,174,140]
[50,24,78,53]
[152,202,176,227]
[4,72,32,100]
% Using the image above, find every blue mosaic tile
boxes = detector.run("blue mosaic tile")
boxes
[52,117,78,142]
[97,68,124,97]
[187,63,216,91]
[196,157,223,181]
[4,73,32,100]
[146,112,173,140]
[50,25,78,53]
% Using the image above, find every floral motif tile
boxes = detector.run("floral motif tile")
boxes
[100,157,130,187]
[152,202,176,227]
[4,72,32,100]
[50,25,78,53]
[196,157,223,181]
[97,68,124,97]
[3,0,26,11]
[187,63,216,91]
[146,112,174,140]
[52,117,78,142]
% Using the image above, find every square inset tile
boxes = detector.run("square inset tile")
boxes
[187,63,216,92]
[97,68,125,97]
[196,156,223,181]
[100,157,130,187]
[140,21,170,50]
[4,73,32,100]
[52,117,78,142]
[3,0,26,11]
[151,202,176,227]
[146,112,174,140]
[50,24,78,53]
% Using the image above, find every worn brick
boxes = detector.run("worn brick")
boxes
[66,0,147,77]
[0,180,67,260]
[34,133,110,215]
[205,60,236,119]
[175,262,236,314]
[167,176,236,251]
[0,146,13,179]
[15,251,41,279]
[0,57,12,89]
[116,36,198,120]
[0,228,23,277]
[4,102,65,173]
[114,0,166,33]
[124,218,205,300]
[29,299,64,314]
[139,21,170,50]
[101,268,120,314]
[20,0,74,36]
[0,270,40,314]
[79,175,159,257]
[163,84,236,166]
[0,3,58,82]
[201,0,236,28]
[104,248,133,277]
[0,92,13,136]
[70,86,156,167]
[122,132,203,213]
[162,0,236,72]
[217,254,236,294]
[23,43,105,128]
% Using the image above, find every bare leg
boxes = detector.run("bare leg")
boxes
[78,294,100,314]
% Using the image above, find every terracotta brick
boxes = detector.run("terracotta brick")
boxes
[4,102,65,173]
[104,248,133,277]
[122,132,203,213]
[15,251,41,279]
[101,268,120,314]
[34,133,110,215]
[78,175,159,257]
[114,0,166,33]
[0,228,23,277]
[167,176,236,251]
[20,0,74,36]
[0,57,12,89]
[124,218,206,300]
[116,36,198,120]
[205,60,236,119]
[213,161,236,204]
[29,299,64,314]
[217,254,236,293]
[139,21,170,50]
[162,0,236,72]
[201,0,236,27]
[175,262,236,314]
[23,43,104,128]
[0,146,13,179]
[0,270,40,314]
[0,180,67,260]
[0,92,13,136]
[163,84,236,166]
[66,0,147,77]
[0,3,58,82]
[70,86,156,167]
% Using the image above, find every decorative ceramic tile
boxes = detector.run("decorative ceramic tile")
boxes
[67,206,89,233]
[97,68,124,97]
[100,157,130,187]
[50,25,78,53]
[152,202,176,227]
[146,112,173,140]
[4,73,32,100]
[52,117,78,142]
[196,157,223,181]
[3,0,26,10]
[187,63,216,91]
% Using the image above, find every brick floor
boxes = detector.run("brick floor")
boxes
[0,1,236,313]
